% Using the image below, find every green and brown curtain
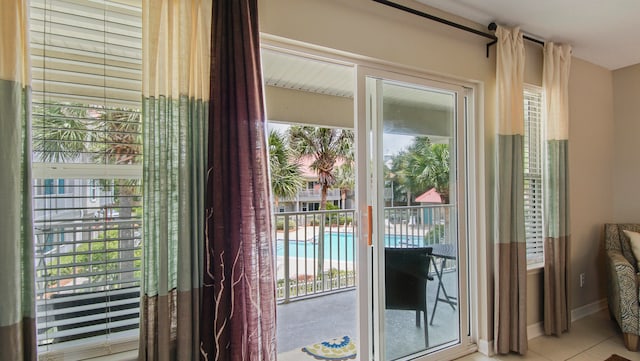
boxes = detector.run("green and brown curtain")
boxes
[542,42,572,336]
[0,0,37,359]
[139,0,211,359]
[199,0,278,359]
[494,25,528,355]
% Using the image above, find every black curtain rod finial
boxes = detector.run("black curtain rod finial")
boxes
[488,22,497,31]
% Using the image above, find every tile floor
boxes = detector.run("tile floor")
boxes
[457,310,638,361]
[279,309,640,361]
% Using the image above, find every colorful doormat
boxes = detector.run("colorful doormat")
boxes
[301,335,357,360]
[605,355,631,361]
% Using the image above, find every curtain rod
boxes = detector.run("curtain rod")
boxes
[372,0,545,57]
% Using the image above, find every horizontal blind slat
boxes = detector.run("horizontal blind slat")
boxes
[37,296,140,319]
[41,318,140,341]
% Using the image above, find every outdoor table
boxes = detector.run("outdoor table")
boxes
[429,243,458,325]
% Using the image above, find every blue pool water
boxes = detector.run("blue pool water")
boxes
[275,233,424,262]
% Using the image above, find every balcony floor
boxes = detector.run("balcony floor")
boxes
[277,269,459,360]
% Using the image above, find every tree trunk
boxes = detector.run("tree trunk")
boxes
[320,184,328,210]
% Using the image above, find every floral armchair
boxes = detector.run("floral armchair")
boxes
[605,223,640,351]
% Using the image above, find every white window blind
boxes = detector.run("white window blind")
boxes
[524,88,544,268]
[30,0,142,354]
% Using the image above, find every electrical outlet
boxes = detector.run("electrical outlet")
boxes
[579,273,585,287]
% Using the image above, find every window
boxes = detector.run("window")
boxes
[524,87,544,268]
[58,179,65,194]
[30,0,142,355]
[44,179,54,195]
[89,179,98,202]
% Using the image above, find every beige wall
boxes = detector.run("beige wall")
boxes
[260,0,494,81]
[527,271,543,325]
[569,58,615,309]
[259,0,615,345]
[612,64,640,222]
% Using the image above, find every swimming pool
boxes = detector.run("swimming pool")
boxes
[275,233,424,262]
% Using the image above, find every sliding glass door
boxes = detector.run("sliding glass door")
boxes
[260,45,477,361]
[358,69,470,360]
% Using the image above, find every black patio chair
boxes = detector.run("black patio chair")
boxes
[385,247,433,348]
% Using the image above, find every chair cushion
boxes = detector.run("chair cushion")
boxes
[623,230,640,272]
[617,224,640,270]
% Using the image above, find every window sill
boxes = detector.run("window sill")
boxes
[83,350,138,361]
[38,335,138,361]
[527,264,544,274]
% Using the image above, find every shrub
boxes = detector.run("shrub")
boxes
[324,210,352,225]
[424,224,445,244]
[275,218,296,230]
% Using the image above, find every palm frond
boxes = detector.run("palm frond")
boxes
[33,103,91,162]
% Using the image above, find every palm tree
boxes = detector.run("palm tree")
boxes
[397,137,450,204]
[388,152,414,206]
[392,137,450,239]
[334,162,354,209]
[416,143,450,203]
[33,103,141,165]
[268,130,303,209]
[288,126,353,280]
[288,126,354,210]
[32,103,94,162]
[100,108,142,165]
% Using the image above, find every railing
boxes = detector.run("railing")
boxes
[280,188,341,202]
[33,184,141,349]
[274,205,455,303]
[383,204,458,277]
[274,209,356,303]
[33,203,453,338]
[383,204,455,248]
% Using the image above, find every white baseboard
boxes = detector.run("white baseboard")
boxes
[571,298,607,322]
[477,338,493,356]
[494,299,608,346]
[527,322,544,340]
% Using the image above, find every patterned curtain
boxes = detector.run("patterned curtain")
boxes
[542,42,572,336]
[0,1,36,360]
[494,25,528,355]
[199,0,277,359]
[139,1,211,360]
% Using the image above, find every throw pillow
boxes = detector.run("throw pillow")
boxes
[622,230,640,271]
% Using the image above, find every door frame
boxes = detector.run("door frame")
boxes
[260,35,487,361]
[358,66,474,361]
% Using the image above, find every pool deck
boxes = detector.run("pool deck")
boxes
[275,256,355,279]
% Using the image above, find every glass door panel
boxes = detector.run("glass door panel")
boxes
[366,75,466,360]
